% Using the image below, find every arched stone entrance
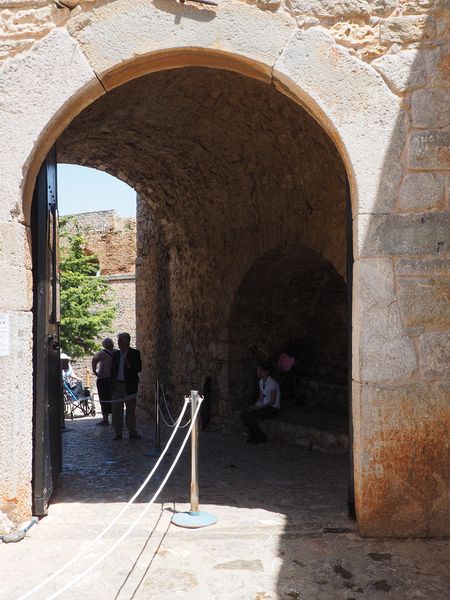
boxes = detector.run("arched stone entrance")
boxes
[0,0,448,538]
[56,65,349,435]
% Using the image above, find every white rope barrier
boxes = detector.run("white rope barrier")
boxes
[158,382,191,429]
[102,385,154,404]
[66,384,154,408]
[160,383,176,424]
[46,397,203,600]
[18,398,191,600]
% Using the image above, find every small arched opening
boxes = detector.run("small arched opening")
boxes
[228,245,349,451]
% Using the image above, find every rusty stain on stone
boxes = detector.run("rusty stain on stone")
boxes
[359,414,450,537]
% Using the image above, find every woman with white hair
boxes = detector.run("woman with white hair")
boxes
[92,337,115,425]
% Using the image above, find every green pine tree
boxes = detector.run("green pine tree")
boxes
[59,217,115,358]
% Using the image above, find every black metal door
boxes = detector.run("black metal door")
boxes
[32,146,63,516]
[346,177,355,519]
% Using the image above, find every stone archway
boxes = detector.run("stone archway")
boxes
[55,64,348,428]
[1,0,447,539]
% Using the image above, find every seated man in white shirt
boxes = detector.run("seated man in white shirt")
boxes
[242,363,280,444]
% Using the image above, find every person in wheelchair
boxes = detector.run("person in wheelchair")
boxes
[61,353,82,393]
[61,352,96,419]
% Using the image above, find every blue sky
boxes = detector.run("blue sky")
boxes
[57,164,136,217]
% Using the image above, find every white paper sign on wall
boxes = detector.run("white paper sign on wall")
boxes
[0,314,10,357]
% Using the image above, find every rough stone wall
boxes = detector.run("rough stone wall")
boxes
[0,0,69,62]
[84,229,136,276]
[65,209,116,233]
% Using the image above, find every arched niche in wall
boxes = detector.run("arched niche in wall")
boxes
[228,244,348,421]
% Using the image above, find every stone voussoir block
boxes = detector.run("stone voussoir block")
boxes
[419,332,450,380]
[398,277,450,327]
[356,212,450,257]
[273,27,403,214]
[0,28,104,222]
[409,130,450,171]
[66,0,296,87]
[371,49,426,94]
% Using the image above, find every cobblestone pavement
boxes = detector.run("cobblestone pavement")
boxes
[1,410,449,600]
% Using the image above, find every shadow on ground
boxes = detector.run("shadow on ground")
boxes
[35,414,449,600]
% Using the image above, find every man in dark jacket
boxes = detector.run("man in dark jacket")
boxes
[111,332,142,441]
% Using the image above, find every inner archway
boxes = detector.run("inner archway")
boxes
[56,66,348,417]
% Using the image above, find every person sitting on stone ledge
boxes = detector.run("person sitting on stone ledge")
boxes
[242,363,280,445]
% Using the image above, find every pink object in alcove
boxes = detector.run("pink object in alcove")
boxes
[276,353,295,372]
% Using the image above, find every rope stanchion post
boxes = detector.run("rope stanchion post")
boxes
[157,380,161,449]
[190,390,200,513]
[171,390,217,529]
[145,380,163,457]
[18,398,191,600]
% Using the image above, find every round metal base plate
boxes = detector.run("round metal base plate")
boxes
[171,511,218,529]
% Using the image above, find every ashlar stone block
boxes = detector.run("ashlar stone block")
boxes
[409,130,450,170]
[356,212,450,257]
[411,88,450,129]
[330,21,379,49]
[419,333,450,380]
[0,6,54,38]
[398,173,445,211]
[288,0,397,17]
[396,257,450,276]
[353,380,450,537]
[401,0,450,13]
[0,266,32,310]
[352,259,417,383]
[398,277,450,327]
[0,310,33,525]
[0,1,51,5]
[424,45,450,86]
[372,49,426,94]
[380,15,437,44]
[0,221,31,269]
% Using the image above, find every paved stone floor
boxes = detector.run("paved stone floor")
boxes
[1,408,449,600]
